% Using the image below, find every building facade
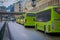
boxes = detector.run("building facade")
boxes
[14,0,60,12]
[14,1,24,12]
[14,0,35,12]
[23,0,33,12]
[29,0,60,12]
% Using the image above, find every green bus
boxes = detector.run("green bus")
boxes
[24,12,36,27]
[18,15,25,25]
[16,15,24,25]
[35,6,60,33]
[16,17,20,23]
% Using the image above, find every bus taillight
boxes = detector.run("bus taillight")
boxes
[55,8,60,14]
[57,8,60,11]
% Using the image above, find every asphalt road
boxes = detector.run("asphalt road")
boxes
[3,21,60,40]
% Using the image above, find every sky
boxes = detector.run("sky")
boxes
[3,0,16,7]
[0,0,22,7]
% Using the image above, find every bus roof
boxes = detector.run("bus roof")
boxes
[36,6,60,13]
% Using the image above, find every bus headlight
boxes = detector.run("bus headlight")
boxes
[17,19,19,21]
[21,19,23,21]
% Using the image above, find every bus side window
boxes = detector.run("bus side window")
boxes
[36,9,51,22]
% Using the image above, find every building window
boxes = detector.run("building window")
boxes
[19,4,21,6]
[19,6,21,8]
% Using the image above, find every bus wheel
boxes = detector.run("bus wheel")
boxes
[44,25,46,33]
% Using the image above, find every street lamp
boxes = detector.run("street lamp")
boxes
[31,0,36,7]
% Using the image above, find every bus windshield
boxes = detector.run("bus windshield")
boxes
[20,16,24,19]
[36,10,51,22]
[27,13,36,17]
